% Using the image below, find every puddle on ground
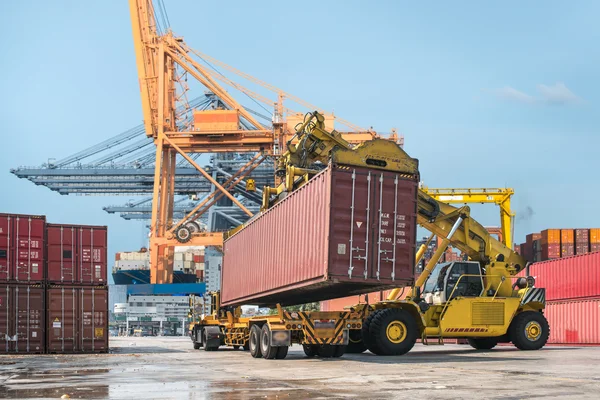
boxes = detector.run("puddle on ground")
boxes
[0,385,110,399]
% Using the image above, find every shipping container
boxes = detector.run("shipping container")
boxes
[561,244,575,258]
[221,165,418,306]
[591,244,600,253]
[575,228,589,243]
[560,229,574,244]
[46,285,108,353]
[46,224,107,285]
[591,228,600,244]
[0,213,45,283]
[546,298,600,345]
[541,243,560,261]
[193,109,239,131]
[525,233,541,262]
[0,283,45,353]
[541,229,561,245]
[529,252,600,301]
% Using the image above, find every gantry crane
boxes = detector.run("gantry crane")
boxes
[128,0,402,283]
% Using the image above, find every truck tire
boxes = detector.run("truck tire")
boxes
[260,325,278,359]
[362,310,382,355]
[193,342,201,350]
[243,342,250,351]
[204,330,219,351]
[276,346,289,359]
[333,345,346,358]
[303,344,318,357]
[368,308,418,356]
[317,344,336,358]
[509,311,550,351]
[249,325,262,358]
[467,337,498,350]
[346,330,367,353]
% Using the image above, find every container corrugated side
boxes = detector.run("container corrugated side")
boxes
[46,285,108,353]
[0,283,45,353]
[546,297,600,344]
[46,224,107,285]
[529,252,600,301]
[221,165,418,307]
[0,213,45,283]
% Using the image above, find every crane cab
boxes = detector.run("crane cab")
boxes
[422,261,485,305]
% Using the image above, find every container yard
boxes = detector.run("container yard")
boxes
[2,0,599,399]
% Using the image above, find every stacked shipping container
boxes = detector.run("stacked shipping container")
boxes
[0,213,108,354]
[518,228,600,263]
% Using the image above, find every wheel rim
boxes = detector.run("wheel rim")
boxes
[386,321,407,343]
[262,331,269,350]
[525,321,542,341]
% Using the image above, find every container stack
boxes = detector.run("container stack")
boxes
[518,228,600,263]
[0,213,108,354]
[527,252,600,345]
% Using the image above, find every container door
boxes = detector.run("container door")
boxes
[0,285,12,353]
[14,286,44,353]
[329,167,375,280]
[12,216,44,282]
[79,228,107,285]
[47,225,76,283]
[0,217,11,281]
[370,171,417,281]
[79,288,107,352]
[47,287,77,353]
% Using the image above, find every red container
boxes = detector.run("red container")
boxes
[546,298,600,344]
[575,229,589,243]
[196,270,204,282]
[46,224,107,285]
[0,213,45,283]
[46,285,108,353]
[541,243,560,260]
[591,244,600,253]
[193,254,204,263]
[561,244,575,258]
[0,283,45,353]
[576,244,590,255]
[525,233,541,262]
[221,165,418,306]
[529,252,600,301]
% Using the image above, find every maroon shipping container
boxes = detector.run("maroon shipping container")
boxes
[546,298,600,344]
[561,244,575,258]
[524,233,541,263]
[575,229,589,243]
[0,283,45,353]
[46,285,108,353]
[591,244,600,253]
[529,252,600,301]
[0,213,45,283]
[221,165,418,306]
[46,224,107,285]
[541,243,560,261]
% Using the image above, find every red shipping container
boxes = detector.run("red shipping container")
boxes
[195,270,204,282]
[529,252,600,301]
[0,283,45,353]
[541,243,560,260]
[575,229,589,244]
[545,298,600,344]
[561,244,575,258]
[0,213,45,283]
[46,224,107,285]
[46,285,108,353]
[221,165,418,307]
[193,254,204,263]
[591,244,600,253]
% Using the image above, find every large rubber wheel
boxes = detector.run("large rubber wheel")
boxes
[346,330,367,354]
[243,342,250,351]
[175,226,192,243]
[275,346,289,359]
[249,325,262,358]
[467,337,498,350]
[260,325,278,359]
[333,345,346,358]
[203,330,219,351]
[317,344,336,358]
[368,308,418,356]
[303,344,318,357]
[362,311,382,355]
[193,342,201,350]
[510,311,550,350]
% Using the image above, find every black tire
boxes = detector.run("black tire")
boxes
[249,325,262,358]
[509,311,550,351]
[467,337,498,350]
[185,222,200,233]
[346,330,367,354]
[333,345,346,358]
[362,311,382,355]
[303,344,318,357]
[275,346,289,359]
[193,342,201,350]
[260,325,278,359]
[317,344,336,358]
[368,308,418,356]
[175,226,192,243]
[203,330,219,351]
[243,342,250,351]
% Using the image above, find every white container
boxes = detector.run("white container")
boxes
[173,260,185,271]
[174,253,184,262]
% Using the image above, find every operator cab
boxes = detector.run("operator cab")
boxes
[422,261,484,305]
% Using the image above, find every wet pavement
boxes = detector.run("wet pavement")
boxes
[1,337,599,399]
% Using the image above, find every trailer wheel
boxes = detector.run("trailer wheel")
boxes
[317,344,336,358]
[249,325,262,358]
[260,325,278,359]
[467,337,498,350]
[193,342,201,350]
[362,311,382,355]
[303,344,318,357]
[369,308,417,356]
[510,311,550,351]
[346,330,367,353]
[203,330,219,351]
[275,346,289,359]
[333,345,346,358]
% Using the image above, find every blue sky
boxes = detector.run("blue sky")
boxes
[0,0,598,271]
